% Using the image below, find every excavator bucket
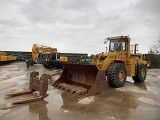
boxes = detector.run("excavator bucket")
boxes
[53,64,107,97]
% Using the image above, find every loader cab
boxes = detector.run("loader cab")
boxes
[109,39,126,52]
[107,36,131,58]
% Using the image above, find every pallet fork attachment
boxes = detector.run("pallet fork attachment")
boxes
[6,71,52,104]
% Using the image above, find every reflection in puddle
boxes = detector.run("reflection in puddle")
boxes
[29,100,49,120]
[60,89,138,120]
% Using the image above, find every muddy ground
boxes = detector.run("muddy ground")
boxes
[0,62,160,120]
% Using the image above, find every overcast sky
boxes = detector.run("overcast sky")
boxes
[0,0,160,55]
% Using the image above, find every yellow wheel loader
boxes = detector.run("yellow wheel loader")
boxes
[53,36,147,96]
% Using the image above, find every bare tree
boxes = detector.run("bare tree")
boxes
[148,36,160,54]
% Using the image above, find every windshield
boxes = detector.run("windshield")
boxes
[109,40,126,52]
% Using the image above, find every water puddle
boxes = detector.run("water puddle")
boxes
[116,86,149,94]
[138,97,160,107]
[0,82,16,90]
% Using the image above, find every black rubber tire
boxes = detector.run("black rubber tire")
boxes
[47,63,54,69]
[42,62,46,68]
[107,63,127,87]
[43,62,54,69]
[132,64,147,82]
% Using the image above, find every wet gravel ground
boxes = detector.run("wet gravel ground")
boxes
[0,62,160,120]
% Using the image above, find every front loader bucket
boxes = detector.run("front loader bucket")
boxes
[53,64,107,96]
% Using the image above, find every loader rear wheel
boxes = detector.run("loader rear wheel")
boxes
[107,63,127,87]
[132,64,147,82]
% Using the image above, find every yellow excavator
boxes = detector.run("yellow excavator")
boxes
[53,36,147,97]
[26,44,58,68]
[32,44,57,63]
[26,44,68,69]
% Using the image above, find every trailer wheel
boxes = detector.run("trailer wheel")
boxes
[132,64,147,82]
[107,63,127,87]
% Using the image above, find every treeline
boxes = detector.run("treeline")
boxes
[144,53,160,68]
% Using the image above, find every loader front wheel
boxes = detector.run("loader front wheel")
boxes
[132,64,147,82]
[107,63,127,87]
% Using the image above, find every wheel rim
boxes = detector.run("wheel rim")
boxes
[141,68,146,78]
[119,70,125,82]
